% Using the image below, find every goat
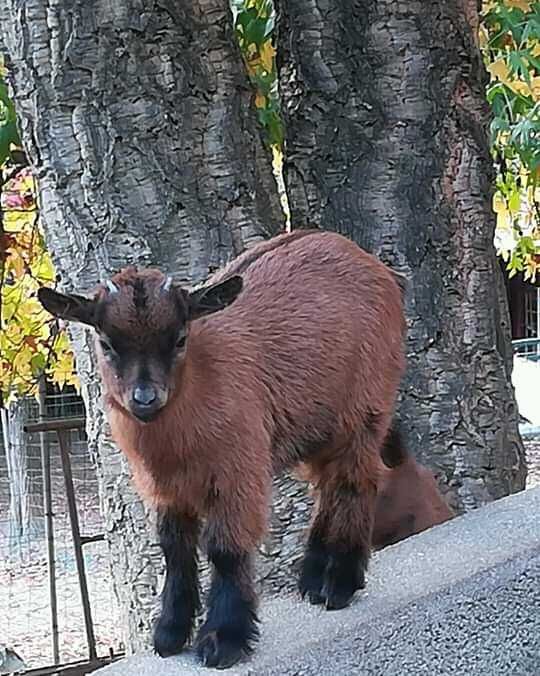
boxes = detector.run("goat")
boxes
[38,229,406,669]
[372,428,455,549]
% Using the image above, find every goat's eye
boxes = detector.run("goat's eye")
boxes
[176,335,187,349]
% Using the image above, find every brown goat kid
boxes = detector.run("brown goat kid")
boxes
[38,230,406,669]
[372,429,455,550]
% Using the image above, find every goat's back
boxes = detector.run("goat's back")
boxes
[192,230,406,470]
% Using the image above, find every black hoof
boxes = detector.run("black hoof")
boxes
[322,554,366,611]
[153,617,192,657]
[308,590,326,605]
[322,580,358,610]
[299,537,328,603]
[300,539,367,611]
[299,567,325,603]
[195,625,253,669]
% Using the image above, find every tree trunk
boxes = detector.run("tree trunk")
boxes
[0,0,283,651]
[275,0,526,511]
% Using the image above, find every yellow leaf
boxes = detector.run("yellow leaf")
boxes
[30,250,55,282]
[255,92,267,108]
[530,76,540,99]
[259,40,276,73]
[493,192,508,218]
[7,250,25,278]
[487,58,510,84]
[505,76,540,98]
[50,351,76,390]
[506,0,532,10]
[246,43,258,59]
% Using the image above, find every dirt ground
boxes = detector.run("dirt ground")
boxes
[0,432,124,669]
[0,541,123,667]
[525,438,540,489]
[1,438,539,671]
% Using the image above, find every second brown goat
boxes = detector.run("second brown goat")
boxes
[372,428,455,550]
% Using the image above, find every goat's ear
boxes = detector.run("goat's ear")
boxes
[38,287,97,327]
[188,275,243,320]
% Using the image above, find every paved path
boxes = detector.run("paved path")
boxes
[96,487,540,675]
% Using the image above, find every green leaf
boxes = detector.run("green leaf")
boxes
[0,77,21,164]
[30,352,46,375]
[508,51,531,84]
[508,188,521,212]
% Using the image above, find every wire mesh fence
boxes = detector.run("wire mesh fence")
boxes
[0,387,123,671]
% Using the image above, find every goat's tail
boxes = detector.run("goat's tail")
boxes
[380,424,409,468]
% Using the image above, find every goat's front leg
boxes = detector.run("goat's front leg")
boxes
[154,509,200,657]
[195,480,269,669]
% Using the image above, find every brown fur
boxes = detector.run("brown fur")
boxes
[105,230,405,548]
[297,429,455,551]
[38,229,407,664]
[372,431,455,549]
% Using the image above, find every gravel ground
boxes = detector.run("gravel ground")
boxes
[0,435,124,670]
[0,541,123,668]
[525,438,540,488]
[1,438,539,670]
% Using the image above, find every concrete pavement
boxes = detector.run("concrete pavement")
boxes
[96,487,540,675]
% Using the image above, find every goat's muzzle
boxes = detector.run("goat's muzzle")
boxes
[130,384,163,422]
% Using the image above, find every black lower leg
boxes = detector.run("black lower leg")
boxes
[299,529,330,605]
[300,489,371,611]
[322,542,368,610]
[154,510,200,657]
[196,547,259,669]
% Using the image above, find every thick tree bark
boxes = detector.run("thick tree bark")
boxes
[275,0,526,510]
[1,0,284,651]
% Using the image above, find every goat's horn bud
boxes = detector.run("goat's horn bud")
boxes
[105,280,119,294]
[161,276,173,293]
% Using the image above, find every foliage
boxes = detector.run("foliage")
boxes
[1,58,78,403]
[231,0,283,148]
[482,0,540,280]
[0,58,20,165]
[0,54,20,166]
[230,1,290,223]
[0,159,78,404]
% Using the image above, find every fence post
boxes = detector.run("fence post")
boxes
[56,429,97,661]
[39,377,60,664]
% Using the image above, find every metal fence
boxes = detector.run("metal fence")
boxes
[513,338,540,440]
[512,337,540,362]
[0,388,123,672]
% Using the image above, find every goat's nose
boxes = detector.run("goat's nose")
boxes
[132,384,157,406]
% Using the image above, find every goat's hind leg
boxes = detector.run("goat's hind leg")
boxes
[154,509,200,657]
[299,442,380,610]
